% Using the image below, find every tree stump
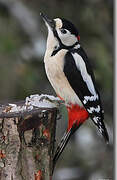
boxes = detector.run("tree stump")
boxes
[0,95,59,180]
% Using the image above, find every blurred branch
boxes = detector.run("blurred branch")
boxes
[0,0,45,59]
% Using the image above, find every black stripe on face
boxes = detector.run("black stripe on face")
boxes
[51,29,79,56]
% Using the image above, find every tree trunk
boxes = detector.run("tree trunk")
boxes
[0,100,57,180]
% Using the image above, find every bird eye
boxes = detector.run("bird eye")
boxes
[60,29,67,34]
[54,45,58,50]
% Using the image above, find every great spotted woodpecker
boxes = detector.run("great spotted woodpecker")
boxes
[40,13,109,164]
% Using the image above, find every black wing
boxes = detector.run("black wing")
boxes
[64,47,109,143]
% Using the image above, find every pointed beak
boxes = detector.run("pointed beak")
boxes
[40,12,55,29]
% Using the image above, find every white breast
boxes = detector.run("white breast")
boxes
[44,49,83,106]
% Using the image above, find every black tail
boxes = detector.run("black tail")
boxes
[98,121,109,144]
[53,122,82,166]
[92,115,109,144]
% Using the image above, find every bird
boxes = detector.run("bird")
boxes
[40,13,109,165]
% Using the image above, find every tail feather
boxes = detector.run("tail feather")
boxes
[97,120,109,144]
[53,99,109,170]
[53,122,80,166]
[102,127,109,144]
[92,116,109,143]
[53,131,71,165]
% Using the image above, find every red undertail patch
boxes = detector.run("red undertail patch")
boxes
[67,104,89,131]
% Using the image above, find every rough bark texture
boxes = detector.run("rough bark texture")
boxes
[0,102,57,180]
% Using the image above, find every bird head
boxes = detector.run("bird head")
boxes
[40,13,80,50]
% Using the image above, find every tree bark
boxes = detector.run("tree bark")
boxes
[0,101,57,180]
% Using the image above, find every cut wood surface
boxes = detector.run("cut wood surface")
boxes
[0,95,59,180]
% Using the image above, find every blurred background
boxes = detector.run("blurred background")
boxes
[0,0,113,179]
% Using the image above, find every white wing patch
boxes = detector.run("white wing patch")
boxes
[72,53,96,94]
[83,95,99,104]
[87,105,100,114]
[72,53,99,104]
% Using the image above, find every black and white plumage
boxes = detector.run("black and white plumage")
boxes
[64,47,109,141]
[40,13,109,145]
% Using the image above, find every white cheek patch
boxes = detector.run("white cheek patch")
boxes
[57,30,77,46]
[62,34,77,46]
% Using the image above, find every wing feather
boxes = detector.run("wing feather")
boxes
[63,47,109,142]
[64,48,101,117]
